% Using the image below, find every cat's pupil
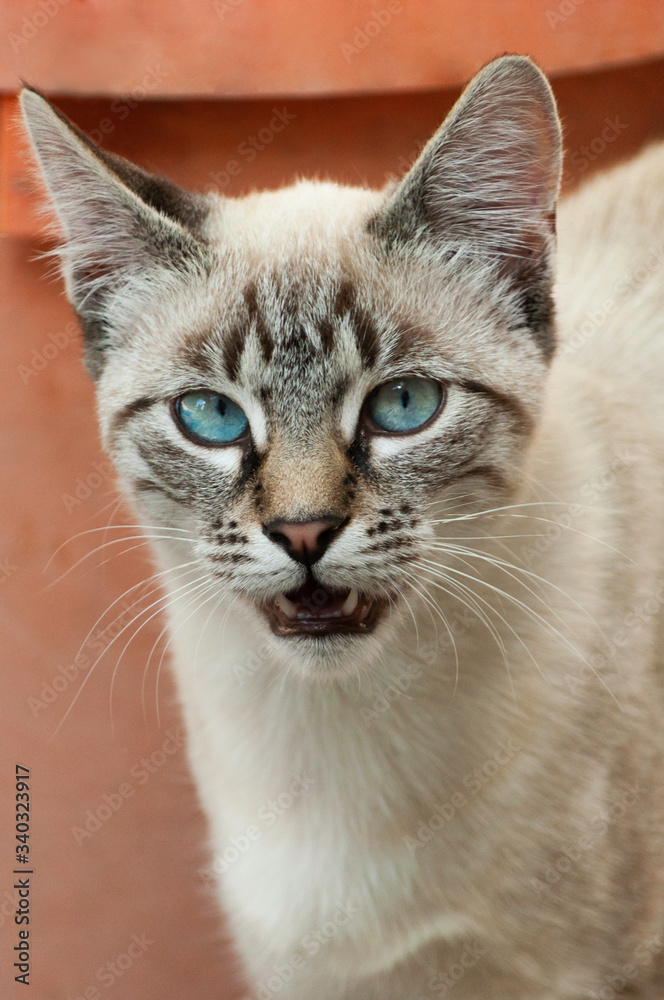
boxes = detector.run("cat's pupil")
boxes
[400,390,410,409]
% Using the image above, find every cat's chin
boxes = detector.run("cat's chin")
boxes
[262,577,386,638]
[268,628,390,682]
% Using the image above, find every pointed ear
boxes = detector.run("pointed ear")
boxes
[369,56,562,357]
[19,87,211,377]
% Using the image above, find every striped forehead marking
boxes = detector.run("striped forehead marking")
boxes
[208,277,381,382]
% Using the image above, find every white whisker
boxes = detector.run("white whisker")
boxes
[43,522,194,573]
[52,567,209,737]
[417,557,624,710]
[398,569,460,697]
[108,571,213,735]
[154,580,228,728]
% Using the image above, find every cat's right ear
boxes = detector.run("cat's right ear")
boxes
[370,56,561,258]
[368,56,562,358]
[19,87,211,378]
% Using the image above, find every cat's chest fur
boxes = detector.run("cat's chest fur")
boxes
[169,605,511,979]
[162,490,646,990]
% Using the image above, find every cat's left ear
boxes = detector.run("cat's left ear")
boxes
[19,87,210,378]
[369,55,562,358]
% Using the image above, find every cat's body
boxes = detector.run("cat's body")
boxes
[169,160,664,999]
[21,57,664,998]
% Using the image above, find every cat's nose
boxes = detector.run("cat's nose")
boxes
[263,517,347,565]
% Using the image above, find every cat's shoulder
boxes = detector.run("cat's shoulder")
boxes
[554,140,664,388]
[559,140,664,246]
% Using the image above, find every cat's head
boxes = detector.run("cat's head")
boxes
[21,56,561,679]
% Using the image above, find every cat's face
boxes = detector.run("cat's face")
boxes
[21,56,562,677]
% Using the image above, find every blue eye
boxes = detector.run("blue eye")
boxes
[365,378,443,434]
[175,391,249,445]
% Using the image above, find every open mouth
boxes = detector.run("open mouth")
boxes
[264,577,383,637]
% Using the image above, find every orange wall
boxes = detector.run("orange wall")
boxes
[4,56,664,237]
[1,0,664,97]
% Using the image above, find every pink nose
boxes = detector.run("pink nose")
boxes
[263,517,345,565]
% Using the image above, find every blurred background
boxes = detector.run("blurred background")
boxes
[1,2,664,997]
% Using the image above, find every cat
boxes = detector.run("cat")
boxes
[20,54,664,999]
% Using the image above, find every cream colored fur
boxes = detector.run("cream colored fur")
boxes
[20,59,664,999]
[155,117,664,1000]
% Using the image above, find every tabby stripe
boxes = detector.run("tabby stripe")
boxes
[457,379,533,435]
[244,282,274,365]
[221,324,246,381]
[318,316,335,353]
[353,307,379,367]
[133,477,181,502]
[180,339,219,380]
[110,396,157,444]
[135,438,229,511]
[453,464,513,493]
[333,279,378,367]
[221,281,277,379]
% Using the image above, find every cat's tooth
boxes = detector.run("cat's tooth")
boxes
[341,589,359,616]
[275,592,298,618]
